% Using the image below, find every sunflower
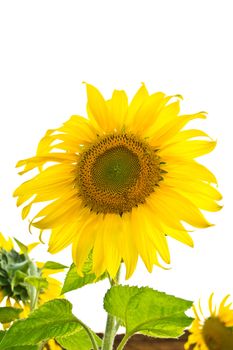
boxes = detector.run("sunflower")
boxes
[0,233,63,348]
[14,84,222,278]
[185,294,233,350]
[0,233,62,323]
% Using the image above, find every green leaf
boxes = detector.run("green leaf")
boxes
[43,261,68,270]
[139,313,193,338]
[13,239,28,254]
[56,327,102,350]
[0,307,22,324]
[62,260,107,294]
[0,299,97,349]
[103,285,141,326]
[0,346,38,350]
[24,277,48,290]
[104,285,193,338]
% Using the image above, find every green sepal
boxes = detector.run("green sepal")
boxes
[11,271,27,290]
[0,307,22,324]
[104,285,193,338]
[24,277,48,291]
[13,239,28,254]
[0,248,30,303]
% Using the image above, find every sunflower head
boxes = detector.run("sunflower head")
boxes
[0,234,62,323]
[185,294,233,350]
[14,84,222,279]
[0,243,30,303]
[76,132,163,215]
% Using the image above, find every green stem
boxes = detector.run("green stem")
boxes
[116,333,132,350]
[102,314,116,350]
[101,266,121,350]
[75,318,99,350]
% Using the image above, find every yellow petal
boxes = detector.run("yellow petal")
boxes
[208,293,215,315]
[162,224,194,247]
[16,153,77,175]
[131,207,158,272]
[36,129,55,157]
[166,177,222,200]
[14,163,75,196]
[59,115,97,143]
[165,129,210,145]
[103,215,122,278]
[27,242,40,252]
[33,195,82,229]
[128,92,165,134]
[141,205,171,264]
[126,83,149,124]
[85,83,112,131]
[150,112,206,147]
[92,228,106,277]
[164,160,218,184]
[161,140,216,159]
[157,186,212,228]
[147,194,187,232]
[179,191,222,212]
[72,214,99,274]
[107,90,128,130]
[22,203,33,219]
[121,213,138,279]
[146,100,180,138]
[0,233,13,251]
[49,220,81,254]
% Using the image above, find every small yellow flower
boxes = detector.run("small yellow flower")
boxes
[185,294,233,350]
[14,84,222,278]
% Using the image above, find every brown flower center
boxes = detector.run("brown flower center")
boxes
[203,317,233,350]
[76,133,164,215]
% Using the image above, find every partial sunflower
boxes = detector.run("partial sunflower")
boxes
[14,84,222,278]
[185,294,233,350]
[0,233,62,325]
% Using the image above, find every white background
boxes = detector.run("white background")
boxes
[0,0,232,332]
